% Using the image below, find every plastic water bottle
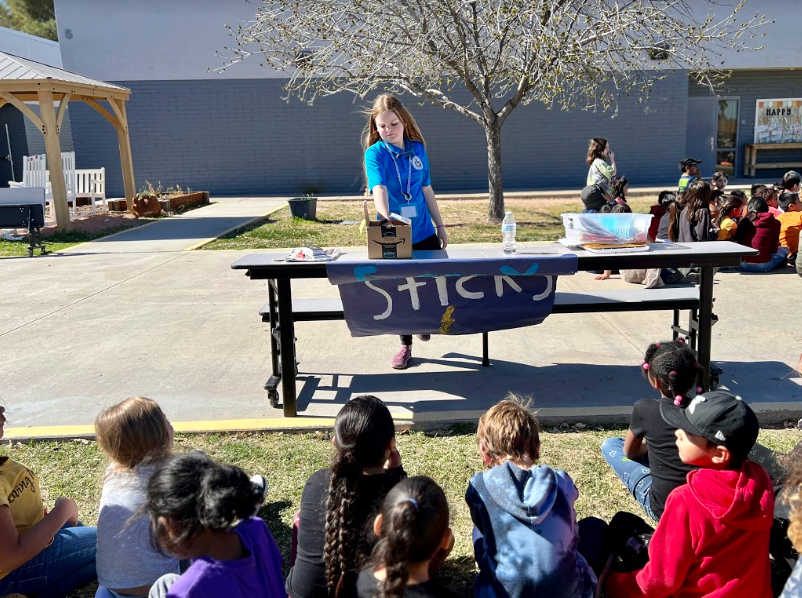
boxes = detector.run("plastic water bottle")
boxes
[502,211,516,254]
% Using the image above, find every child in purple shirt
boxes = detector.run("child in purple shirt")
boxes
[145,452,284,598]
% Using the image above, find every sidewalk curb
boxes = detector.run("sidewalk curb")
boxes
[4,402,798,442]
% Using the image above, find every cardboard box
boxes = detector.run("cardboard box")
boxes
[364,201,412,259]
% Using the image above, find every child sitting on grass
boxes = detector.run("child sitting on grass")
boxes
[351,476,457,598]
[94,397,181,598]
[286,395,405,598]
[0,404,97,598]
[145,451,284,598]
[779,441,802,597]
[605,391,774,598]
[602,340,700,521]
[466,397,597,598]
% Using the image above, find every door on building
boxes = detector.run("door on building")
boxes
[686,98,717,177]
[715,98,739,177]
[686,97,740,178]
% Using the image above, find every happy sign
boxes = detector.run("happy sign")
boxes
[326,253,578,337]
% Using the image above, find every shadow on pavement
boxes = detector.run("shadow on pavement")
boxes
[293,358,801,417]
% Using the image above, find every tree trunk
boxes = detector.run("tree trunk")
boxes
[484,120,504,223]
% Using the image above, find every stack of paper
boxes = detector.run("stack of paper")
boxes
[286,246,341,262]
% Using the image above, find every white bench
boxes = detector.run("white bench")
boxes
[75,168,106,213]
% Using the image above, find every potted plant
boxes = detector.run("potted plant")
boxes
[288,192,317,220]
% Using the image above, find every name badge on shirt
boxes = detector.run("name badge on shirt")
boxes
[401,205,417,218]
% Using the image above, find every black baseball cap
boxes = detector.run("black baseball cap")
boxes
[660,391,759,461]
[680,157,703,168]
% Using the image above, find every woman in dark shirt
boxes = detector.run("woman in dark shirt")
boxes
[286,396,405,598]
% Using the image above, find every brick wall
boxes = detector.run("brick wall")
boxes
[22,104,75,156]
[689,70,802,179]
[68,73,689,197]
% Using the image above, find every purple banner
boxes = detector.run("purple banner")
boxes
[326,254,578,337]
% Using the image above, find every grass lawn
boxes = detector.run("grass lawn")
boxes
[4,424,799,597]
[204,196,657,251]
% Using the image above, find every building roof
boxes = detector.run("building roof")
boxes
[0,50,128,91]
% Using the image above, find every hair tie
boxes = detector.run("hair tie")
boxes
[655,344,661,348]
[694,363,700,369]
[697,387,703,393]
[669,371,676,375]
[642,363,649,370]
[674,395,683,406]
[678,338,684,344]
[640,359,646,365]
[401,498,418,510]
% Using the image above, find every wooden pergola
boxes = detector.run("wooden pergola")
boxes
[0,51,134,230]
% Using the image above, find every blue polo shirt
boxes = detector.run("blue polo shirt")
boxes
[364,139,435,244]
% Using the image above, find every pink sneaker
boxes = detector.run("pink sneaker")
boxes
[416,334,431,341]
[391,345,412,369]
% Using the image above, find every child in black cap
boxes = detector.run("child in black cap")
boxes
[678,158,702,193]
[606,391,774,598]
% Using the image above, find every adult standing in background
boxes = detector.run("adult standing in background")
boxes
[586,138,617,198]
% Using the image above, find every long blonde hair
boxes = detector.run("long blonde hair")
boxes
[362,94,426,150]
[95,397,172,469]
[785,442,802,552]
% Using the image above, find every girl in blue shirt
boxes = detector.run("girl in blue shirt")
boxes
[363,94,448,370]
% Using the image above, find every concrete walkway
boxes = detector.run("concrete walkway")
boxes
[67,196,286,254]
[2,198,801,439]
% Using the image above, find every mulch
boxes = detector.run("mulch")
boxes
[40,211,150,237]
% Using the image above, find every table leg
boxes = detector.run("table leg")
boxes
[697,266,715,391]
[268,280,279,378]
[276,278,298,417]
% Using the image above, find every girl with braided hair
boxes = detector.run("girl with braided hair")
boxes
[350,477,457,598]
[286,395,405,598]
[601,340,702,521]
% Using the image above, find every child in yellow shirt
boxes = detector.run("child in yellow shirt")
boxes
[715,194,743,241]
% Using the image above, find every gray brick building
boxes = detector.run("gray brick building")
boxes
[52,0,802,198]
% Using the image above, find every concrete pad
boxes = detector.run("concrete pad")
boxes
[66,196,286,254]
[2,241,800,437]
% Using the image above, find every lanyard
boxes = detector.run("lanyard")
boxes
[383,141,412,202]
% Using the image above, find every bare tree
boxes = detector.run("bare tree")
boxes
[218,0,768,222]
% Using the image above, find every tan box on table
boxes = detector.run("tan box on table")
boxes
[364,200,412,259]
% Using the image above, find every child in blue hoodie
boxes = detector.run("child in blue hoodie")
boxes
[465,397,597,598]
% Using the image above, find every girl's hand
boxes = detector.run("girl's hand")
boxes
[437,226,448,249]
[53,497,78,527]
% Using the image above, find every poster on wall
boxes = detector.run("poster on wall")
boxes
[754,98,802,144]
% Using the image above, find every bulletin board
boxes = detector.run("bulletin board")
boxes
[754,98,802,143]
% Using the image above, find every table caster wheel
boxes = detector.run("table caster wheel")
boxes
[267,390,279,408]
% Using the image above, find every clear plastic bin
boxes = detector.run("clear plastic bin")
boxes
[562,213,652,244]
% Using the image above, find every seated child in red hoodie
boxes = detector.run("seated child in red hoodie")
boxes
[606,391,774,598]
[734,195,789,272]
